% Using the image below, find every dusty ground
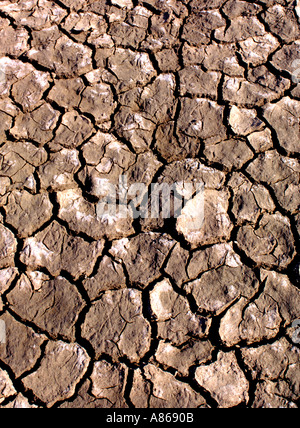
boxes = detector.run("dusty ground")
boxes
[0,0,299,409]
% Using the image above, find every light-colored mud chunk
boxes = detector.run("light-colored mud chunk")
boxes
[195,351,249,408]
[0,312,46,377]
[22,341,90,407]
[150,279,211,345]
[4,191,53,238]
[130,364,207,408]
[8,273,85,341]
[82,289,151,362]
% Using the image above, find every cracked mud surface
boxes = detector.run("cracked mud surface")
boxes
[0,0,299,409]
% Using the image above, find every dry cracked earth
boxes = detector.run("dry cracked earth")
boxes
[0,0,299,409]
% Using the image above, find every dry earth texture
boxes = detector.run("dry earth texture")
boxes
[0,0,299,409]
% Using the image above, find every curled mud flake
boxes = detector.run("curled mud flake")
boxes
[12,70,51,112]
[79,133,139,195]
[203,139,254,171]
[215,16,265,43]
[111,0,133,8]
[182,10,226,46]
[110,233,175,288]
[221,0,262,18]
[90,361,128,408]
[219,294,282,347]
[0,368,16,404]
[0,312,46,378]
[47,78,85,110]
[0,0,67,30]
[51,111,94,150]
[195,351,249,408]
[238,34,279,67]
[58,379,115,408]
[182,42,244,77]
[246,151,300,214]
[0,142,47,193]
[150,279,211,345]
[229,106,264,136]
[187,242,243,280]
[164,243,190,287]
[38,149,81,191]
[263,97,300,155]
[0,225,17,269]
[62,12,108,44]
[177,189,233,249]
[177,98,227,144]
[83,256,126,301]
[0,393,39,409]
[10,103,60,145]
[228,172,276,225]
[27,26,93,78]
[20,221,104,280]
[271,41,300,78]
[155,340,214,377]
[252,381,298,409]
[237,213,296,269]
[179,67,221,99]
[262,5,300,43]
[0,99,19,142]
[4,191,53,239]
[79,83,116,125]
[22,341,90,407]
[247,128,273,153]
[108,48,156,93]
[223,70,290,107]
[7,273,85,341]
[242,339,292,380]
[185,264,259,316]
[242,338,300,405]
[130,364,207,408]
[0,268,18,310]
[260,270,300,326]
[57,188,134,240]
[81,289,151,362]
[0,25,29,58]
